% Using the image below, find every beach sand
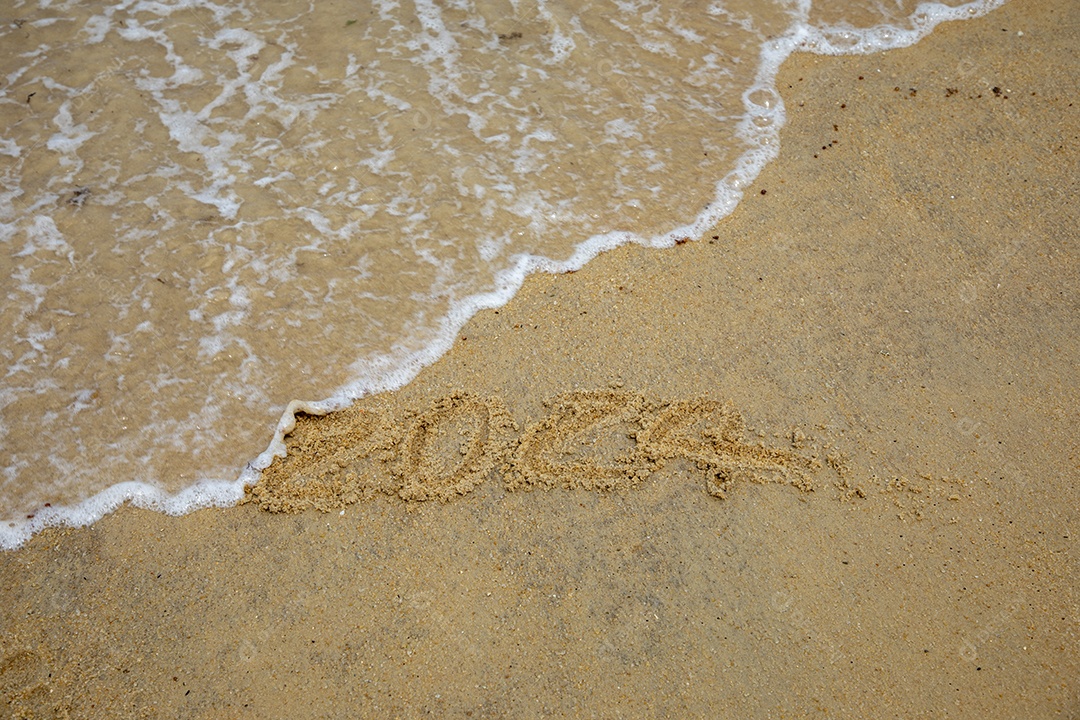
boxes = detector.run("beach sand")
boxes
[2,0,1077,716]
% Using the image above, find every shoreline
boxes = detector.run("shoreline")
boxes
[0,0,1010,542]
[3,0,1077,716]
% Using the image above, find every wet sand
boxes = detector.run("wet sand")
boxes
[2,0,1077,716]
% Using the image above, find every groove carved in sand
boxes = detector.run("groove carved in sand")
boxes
[506,390,652,492]
[638,399,817,499]
[396,394,518,502]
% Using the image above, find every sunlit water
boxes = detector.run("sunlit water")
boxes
[0,0,1004,547]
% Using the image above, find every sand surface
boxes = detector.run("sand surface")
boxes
[2,0,1077,716]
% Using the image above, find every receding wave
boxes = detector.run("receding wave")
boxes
[0,0,1005,548]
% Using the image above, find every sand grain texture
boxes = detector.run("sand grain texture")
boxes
[2,0,1077,717]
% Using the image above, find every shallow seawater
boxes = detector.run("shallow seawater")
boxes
[0,0,1003,547]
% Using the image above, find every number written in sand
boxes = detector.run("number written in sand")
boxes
[394,394,516,502]
[506,390,652,492]
[639,399,815,498]
[249,391,826,512]
[252,405,401,512]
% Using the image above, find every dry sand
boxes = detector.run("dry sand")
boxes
[2,0,1077,716]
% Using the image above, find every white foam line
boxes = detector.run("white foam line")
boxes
[0,397,328,550]
[799,0,1008,55]
[0,0,1010,550]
